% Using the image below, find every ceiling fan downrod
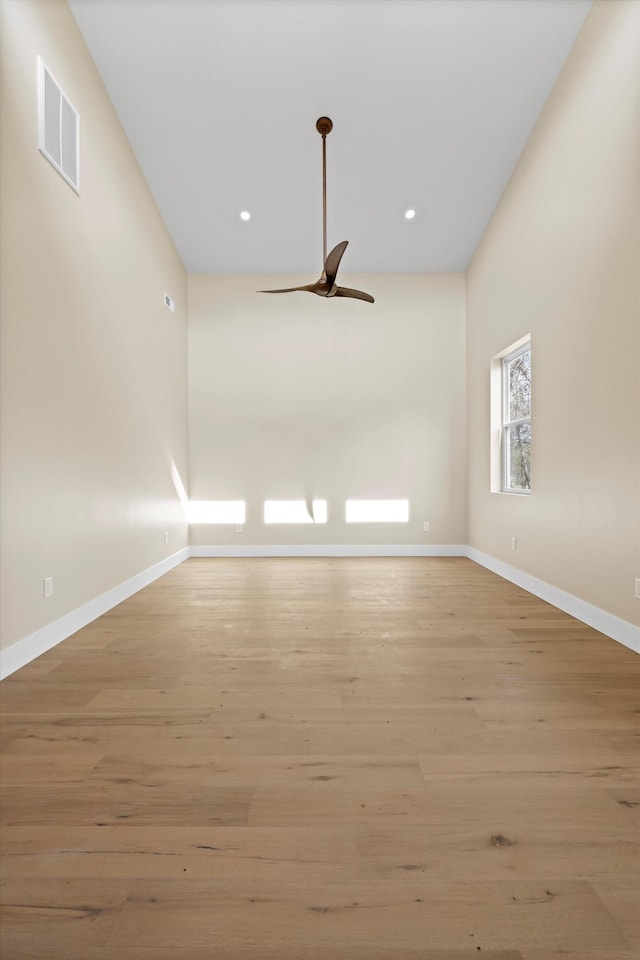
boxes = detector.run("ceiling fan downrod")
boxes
[316,116,333,268]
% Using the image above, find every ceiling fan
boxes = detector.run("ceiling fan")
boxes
[259,117,374,303]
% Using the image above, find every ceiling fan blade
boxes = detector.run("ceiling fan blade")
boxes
[257,284,315,294]
[333,285,375,304]
[324,240,349,283]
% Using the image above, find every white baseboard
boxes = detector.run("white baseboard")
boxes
[2,544,637,679]
[467,547,640,655]
[0,547,190,680]
[190,544,468,558]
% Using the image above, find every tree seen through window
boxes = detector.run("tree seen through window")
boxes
[503,346,531,492]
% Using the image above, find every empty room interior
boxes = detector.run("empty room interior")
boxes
[1,0,639,957]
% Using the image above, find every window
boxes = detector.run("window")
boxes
[345,499,409,523]
[501,342,531,492]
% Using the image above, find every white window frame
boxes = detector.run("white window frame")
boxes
[501,341,531,494]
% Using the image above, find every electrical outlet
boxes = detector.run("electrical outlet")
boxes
[635,578,640,599]
[423,521,430,532]
[511,537,517,551]
[163,531,169,544]
[43,577,53,598]
[236,524,244,533]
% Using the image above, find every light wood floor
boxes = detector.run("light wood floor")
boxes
[1,557,639,960]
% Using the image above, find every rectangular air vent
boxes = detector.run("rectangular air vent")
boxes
[164,292,175,313]
[38,58,79,193]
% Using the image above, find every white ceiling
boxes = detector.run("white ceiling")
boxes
[68,0,592,275]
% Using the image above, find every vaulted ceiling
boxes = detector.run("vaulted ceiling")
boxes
[69,0,592,275]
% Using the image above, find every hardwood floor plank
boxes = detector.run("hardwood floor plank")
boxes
[521,953,637,960]
[0,944,527,960]
[415,752,639,788]
[0,879,128,957]
[247,776,629,828]
[85,685,343,712]
[356,820,640,881]
[0,683,104,714]
[0,754,102,784]
[587,881,640,954]
[598,730,640,755]
[311,724,617,755]
[0,782,253,826]
[104,879,627,953]
[0,825,359,881]
[87,753,427,791]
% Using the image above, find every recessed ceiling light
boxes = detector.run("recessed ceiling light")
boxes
[240,210,251,221]
[404,209,416,220]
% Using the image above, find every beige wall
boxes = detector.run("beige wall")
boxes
[0,0,189,652]
[466,0,640,625]
[188,274,467,546]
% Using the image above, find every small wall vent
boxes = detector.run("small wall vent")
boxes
[164,293,175,313]
[38,58,79,193]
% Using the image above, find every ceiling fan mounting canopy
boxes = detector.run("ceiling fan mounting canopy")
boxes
[315,116,333,136]
[258,116,374,304]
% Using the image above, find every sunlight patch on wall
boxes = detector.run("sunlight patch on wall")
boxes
[345,499,409,523]
[264,500,328,524]
[170,461,190,514]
